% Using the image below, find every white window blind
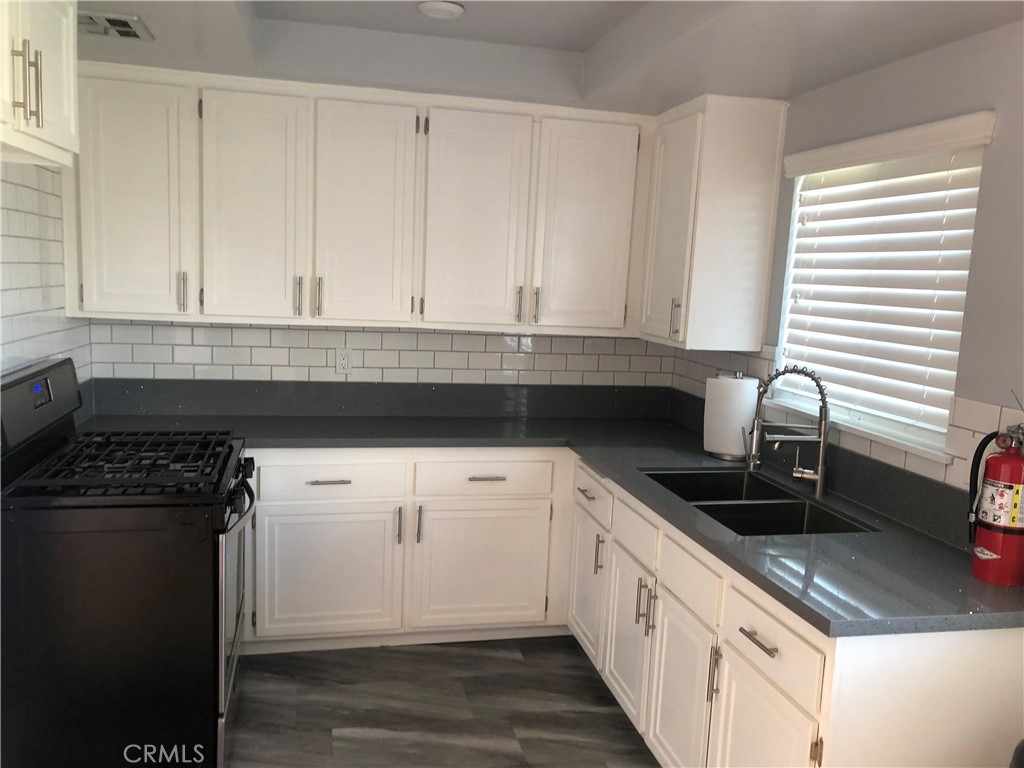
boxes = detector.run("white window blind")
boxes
[777,146,984,453]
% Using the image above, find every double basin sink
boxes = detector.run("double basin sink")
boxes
[643,469,877,537]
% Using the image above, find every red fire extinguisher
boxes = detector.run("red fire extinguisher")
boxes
[970,423,1024,585]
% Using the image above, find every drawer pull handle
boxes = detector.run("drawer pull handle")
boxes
[706,646,722,702]
[305,479,352,486]
[576,487,596,502]
[635,578,649,625]
[593,534,605,574]
[739,626,778,658]
[468,475,506,482]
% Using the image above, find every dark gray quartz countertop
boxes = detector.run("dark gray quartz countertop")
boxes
[79,414,1024,638]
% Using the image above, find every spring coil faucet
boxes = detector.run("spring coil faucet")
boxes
[746,365,830,499]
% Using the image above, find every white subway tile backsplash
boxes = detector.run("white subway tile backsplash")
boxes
[382,332,417,350]
[550,337,583,355]
[501,353,533,371]
[308,330,346,348]
[346,331,382,350]
[418,333,453,351]
[154,363,193,379]
[251,347,289,366]
[194,364,233,380]
[271,329,308,348]
[566,355,598,372]
[434,351,468,369]
[598,355,630,372]
[271,366,309,381]
[133,344,173,364]
[534,354,567,371]
[418,369,453,384]
[192,327,232,346]
[113,363,153,379]
[486,335,519,352]
[452,335,486,352]
[289,348,327,367]
[213,346,250,365]
[905,453,947,482]
[383,368,417,383]
[347,368,383,382]
[868,441,906,470]
[401,350,434,368]
[951,397,1001,434]
[365,350,399,368]
[583,371,615,386]
[485,370,518,384]
[92,343,133,363]
[233,365,272,380]
[552,371,583,385]
[468,352,501,370]
[519,371,551,385]
[174,345,212,365]
[232,327,270,346]
[614,372,646,386]
[452,369,485,384]
[153,325,193,345]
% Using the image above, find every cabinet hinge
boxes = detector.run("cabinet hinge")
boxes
[419,297,425,316]
[810,737,824,767]
[198,98,203,119]
[415,115,420,134]
[424,116,430,135]
[79,284,84,303]
[251,610,256,630]
[199,288,205,307]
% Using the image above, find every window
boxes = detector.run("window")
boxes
[777,113,996,456]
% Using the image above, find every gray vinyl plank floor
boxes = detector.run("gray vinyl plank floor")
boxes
[228,636,660,768]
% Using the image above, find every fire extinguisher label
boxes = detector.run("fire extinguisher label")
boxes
[977,479,1023,529]
[973,546,1001,560]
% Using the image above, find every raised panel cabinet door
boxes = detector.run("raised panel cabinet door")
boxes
[707,644,818,768]
[10,1,78,153]
[532,119,638,329]
[639,112,702,341]
[567,506,610,668]
[79,78,199,315]
[407,498,550,629]
[202,89,310,318]
[315,99,416,322]
[602,540,654,732]
[255,502,404,637]
[644,587,715,768]
[423,108,532,325]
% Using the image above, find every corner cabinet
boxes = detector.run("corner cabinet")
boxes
[78,78,199,316]
[313,99,417,323]
[640,96,787,351]
[201,89,311,319]
[422,108,534,325]
[530,119,638,329]
[1,0,78,165]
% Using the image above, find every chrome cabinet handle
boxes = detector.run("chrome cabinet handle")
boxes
[644,590,657,637]
[29,48,42,128]
[515,286,524,323]
[593,534,605,575]
[576,487,596,502]
[396,506,403,545]
[706,646,722,702]
[316,276,323,317]
[670,297,682,336]
[295,276,303,316]
[180,272,188,313]
[416,505,424,543]
[635,577,649,625]
[532,287,540,323]
[304,479,351,486]
[739,626,778,658]
[468,475,506,482]
[11,40,29,118]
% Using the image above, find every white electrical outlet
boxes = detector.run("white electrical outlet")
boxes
[336,348,352,374]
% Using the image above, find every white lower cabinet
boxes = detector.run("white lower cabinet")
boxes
[567,504,610,668]
[644,586,716,768]
[256,501,404,637]
[407,498,551,629]
[603,540,655,731]
[707,643,819,768]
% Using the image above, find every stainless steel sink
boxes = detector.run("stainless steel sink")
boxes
[643,469,798,502]
[695,500,877,536]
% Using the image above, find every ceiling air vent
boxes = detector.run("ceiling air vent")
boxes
[77,12,155,41]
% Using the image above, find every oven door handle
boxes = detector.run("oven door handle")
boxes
[226,479,256,533]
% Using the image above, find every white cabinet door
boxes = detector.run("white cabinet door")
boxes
[423,108,532,325]
[78,78,199,315]
[707,643,818,768]
[314,99,416,323]
[645,587,715,768]
[202,89,310,318]
[567,506,610,668]
[255,502,404,637]
[408,498,550,628]
[531,119,638,329]
[639,112,702,342]
[603,540,655,732]
[1,1,77,156]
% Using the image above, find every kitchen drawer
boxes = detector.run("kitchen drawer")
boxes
[573,462,612,529]
[611,496,658,569]
[721,587,824,713]
[658,535,722,628]
[259,463,407,501]
[414,461,553,497]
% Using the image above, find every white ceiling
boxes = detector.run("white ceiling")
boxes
[77,1,1024,114]
[251,1,645,52]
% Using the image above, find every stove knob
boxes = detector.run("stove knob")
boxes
[242,457,255,479]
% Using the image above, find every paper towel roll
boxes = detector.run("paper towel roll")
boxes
[704,372,760,460]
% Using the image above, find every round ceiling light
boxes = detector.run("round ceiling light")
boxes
[418,1,465,21]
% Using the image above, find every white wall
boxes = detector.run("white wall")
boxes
[764,21,1024,409]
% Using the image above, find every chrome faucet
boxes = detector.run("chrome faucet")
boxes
[746,365,830,499]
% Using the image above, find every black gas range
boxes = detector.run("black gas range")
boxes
[1,358,253,768]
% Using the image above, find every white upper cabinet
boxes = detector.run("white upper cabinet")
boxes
[422,108,533,325]
[314,99,417,323]
[78,78,199,316]
[531,119,638,329]
[640,96,787,351]
[201,89,310,318]
[1,0,78,164]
